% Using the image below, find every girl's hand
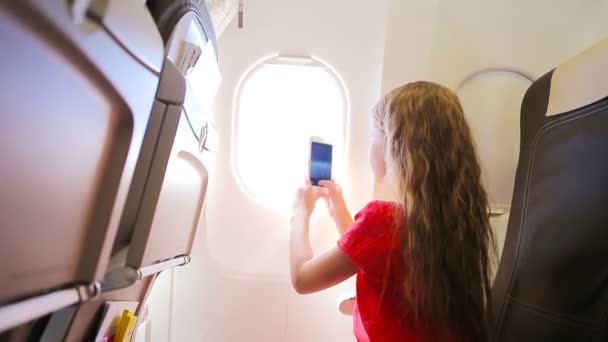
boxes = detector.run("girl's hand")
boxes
[319,180,352,234]
[292,179,321,220]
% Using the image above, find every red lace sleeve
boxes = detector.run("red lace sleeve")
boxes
[337,201,399,278]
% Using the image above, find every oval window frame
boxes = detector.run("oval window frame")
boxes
[230,55,350,211]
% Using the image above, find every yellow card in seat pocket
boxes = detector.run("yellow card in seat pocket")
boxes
[115,309,137,342]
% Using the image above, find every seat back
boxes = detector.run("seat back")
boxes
[0,0,167,339]
[62,3,218,339]
[0,0,162,306]
[492,39,608,341]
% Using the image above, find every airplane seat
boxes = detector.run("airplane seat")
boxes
[0,0,163,337]
[62,1,218,340]
[117,0,217,292]
[60,58,190,341]
[491,37,608,341]
[112,0,217,257]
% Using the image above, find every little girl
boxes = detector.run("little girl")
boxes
[289,81,496,341]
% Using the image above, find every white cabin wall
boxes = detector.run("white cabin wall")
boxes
[144,270,172,341]
[166,1,391,341]
[380,0,439,94]
[428,0,608,88]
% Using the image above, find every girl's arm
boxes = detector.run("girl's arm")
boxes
[319,180,353,236]
[333,209,353,236]
[289,186,357,294]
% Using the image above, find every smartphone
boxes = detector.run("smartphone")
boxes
[309,137,333,186]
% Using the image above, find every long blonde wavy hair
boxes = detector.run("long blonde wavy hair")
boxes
[373,81,497,341]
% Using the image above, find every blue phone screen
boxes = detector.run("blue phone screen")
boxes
[310,141,332,186]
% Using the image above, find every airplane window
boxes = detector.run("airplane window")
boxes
[234,56,347,211]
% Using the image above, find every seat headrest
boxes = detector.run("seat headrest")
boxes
[546,37,608,116]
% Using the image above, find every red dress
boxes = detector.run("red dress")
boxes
[337,201,421,341]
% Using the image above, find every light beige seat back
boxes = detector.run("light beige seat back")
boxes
[0,0,163,338]
[63,2,218,340]
[0,0,162,306]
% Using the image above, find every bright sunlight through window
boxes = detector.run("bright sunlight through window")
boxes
[234,56,347,211]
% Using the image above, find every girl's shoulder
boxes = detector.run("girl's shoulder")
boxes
[339,200,404,274]
[356,200,403,222]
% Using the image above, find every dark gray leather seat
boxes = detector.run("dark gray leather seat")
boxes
[491,39,608,341]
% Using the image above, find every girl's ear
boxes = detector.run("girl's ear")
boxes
[382,136,392,179]
[369,130,388,184]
